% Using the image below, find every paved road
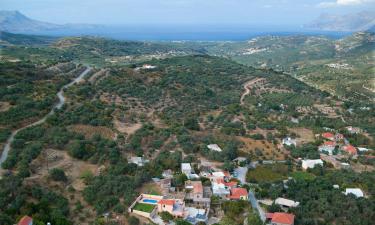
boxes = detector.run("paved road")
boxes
[248,190,266,222]
[0,67,92,168]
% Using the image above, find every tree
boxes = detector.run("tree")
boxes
[128,216,140,225]
[247,212,263,225]
[175,219,192,225]
[184,117,200,131]
[49,168,67,182]
[160,211,174,222]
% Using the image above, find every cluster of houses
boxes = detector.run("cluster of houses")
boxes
[129,160,248,224]
[318,128,366,156]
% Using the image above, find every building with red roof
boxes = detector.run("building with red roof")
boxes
[267,212,295,225]
[17,216,33,225]
[157,198,185,217]
[342,145,357,155]
[318,141,336,155]
[229,188,248,200]
[322,132,335,141]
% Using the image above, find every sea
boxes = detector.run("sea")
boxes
[24,24,352,41]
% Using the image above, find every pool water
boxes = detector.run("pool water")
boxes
[143,199,158,204]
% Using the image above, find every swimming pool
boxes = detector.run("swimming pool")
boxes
[142,199,158,204]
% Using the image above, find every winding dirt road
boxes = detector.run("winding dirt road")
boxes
[0,67,92,167]
[240,78,265,105]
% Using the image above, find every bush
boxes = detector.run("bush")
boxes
[128,216,140,225]
[49,168,67,182]
[160,211,174,222]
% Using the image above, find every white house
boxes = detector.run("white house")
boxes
[129,157,149,166]
[346,126,362,134]
[275,198,300,208]
[345,188,364,198]
[181,163,192,176]
[318,141,336,155]
[301,159,323,170]
[211,181,230,198]
[282,137,297,147]
[142,64,157,69]
[207,144,222,152]
[357,147,370,152]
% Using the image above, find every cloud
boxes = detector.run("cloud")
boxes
[318,0,375,7]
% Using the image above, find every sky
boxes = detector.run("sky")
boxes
[1,0,374,26]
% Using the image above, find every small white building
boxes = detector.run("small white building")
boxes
[207,144,222,152]
[142,64,157,69]
[301,159,323,170]
[345,188,364,198]
[162,169,174,179]
[282,137,297,147]
[129,157,149,166]
[357,147,370,152]
[346,126,362,134]
[181,163,192,176]
[275,198,300,208]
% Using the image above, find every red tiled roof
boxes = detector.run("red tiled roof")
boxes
[266,213,274,219]
[192,181,203,194]
[18,216,32,225]
[225,181,238,187]
[158,199,175,205]
[271,212,295,225]
[322,132,334,139]
[229,188,248,199]
[343,145,357,155]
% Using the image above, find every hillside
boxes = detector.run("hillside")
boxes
[305,11,375,32]
[202,32,375,101]
[0,32,374,225]
[0,31,57,46]
[0,10,60,32]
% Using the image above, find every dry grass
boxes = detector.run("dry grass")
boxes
[237,136,285,160]
[0,101,11,112]
[114,119,142,135]
[68,124,115,140]
[26,149,100,225]
[288,127,315,144]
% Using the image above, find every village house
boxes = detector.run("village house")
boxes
[17,216,33,225]
[207,144,222,152]
[266,212,295,225]
[181,163,192,176]
[142,64,157,69]
[275,197,300,209]
[129,156,149,166]
[345,188,364,198]
[185,180,211,207]
[229,188,248,200]
[211,179,231,199]
[233,157,247,165]
[318,141,336,155]
[301,159,323,170]
[321,132,335,141]
[282,137,297,147]
[157,199,185,217]
[346,126,362,134]
[341,144,357,155]
[335,133,344,142]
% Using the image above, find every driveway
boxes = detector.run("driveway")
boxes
[235,167,248,184]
